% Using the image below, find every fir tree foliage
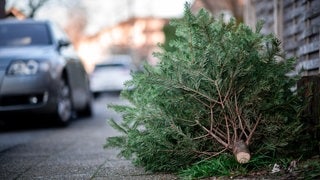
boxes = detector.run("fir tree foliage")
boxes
[105,3,303,172]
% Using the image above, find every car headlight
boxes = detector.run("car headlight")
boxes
[6,60,48,75]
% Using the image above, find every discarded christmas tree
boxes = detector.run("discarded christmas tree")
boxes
[104,4,303,172]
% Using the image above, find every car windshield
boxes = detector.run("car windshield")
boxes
[0,23,52,47]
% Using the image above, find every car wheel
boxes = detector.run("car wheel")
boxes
[55,78,73,126]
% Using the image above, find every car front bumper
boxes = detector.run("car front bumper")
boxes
[0,70,59,114]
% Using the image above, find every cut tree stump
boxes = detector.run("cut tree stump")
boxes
[233,140,251,164]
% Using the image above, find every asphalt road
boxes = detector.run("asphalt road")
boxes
[0,92,177,180]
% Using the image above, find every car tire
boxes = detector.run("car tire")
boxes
[92,92,101,99]
[55,78,73,126]
[78,98,93,118]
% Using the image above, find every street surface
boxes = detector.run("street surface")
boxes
[0,92,176,179]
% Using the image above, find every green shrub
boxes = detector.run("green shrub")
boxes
[104,3,304,173]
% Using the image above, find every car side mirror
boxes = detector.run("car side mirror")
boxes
[58,39,70,48]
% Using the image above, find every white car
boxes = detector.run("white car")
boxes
[90,55,135,96]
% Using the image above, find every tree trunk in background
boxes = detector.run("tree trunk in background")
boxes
[0,0,5,19]
[297,76,320,140]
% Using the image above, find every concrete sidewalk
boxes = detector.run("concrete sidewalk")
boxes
[0,94,178,179]
[0,123,178,180]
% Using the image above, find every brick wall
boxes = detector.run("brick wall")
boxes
[244,0,320,76]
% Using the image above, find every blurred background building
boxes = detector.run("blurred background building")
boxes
[243,0,320,126]
[244,0,320,77]
[0,0,189,73]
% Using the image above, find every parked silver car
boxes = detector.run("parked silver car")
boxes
[0,19,92,126]
[90,54,135,97]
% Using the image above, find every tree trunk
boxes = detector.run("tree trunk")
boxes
[297,76,320,144]
[233,140,251,164]
[297,76,320,133]
[0,0,5,19]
